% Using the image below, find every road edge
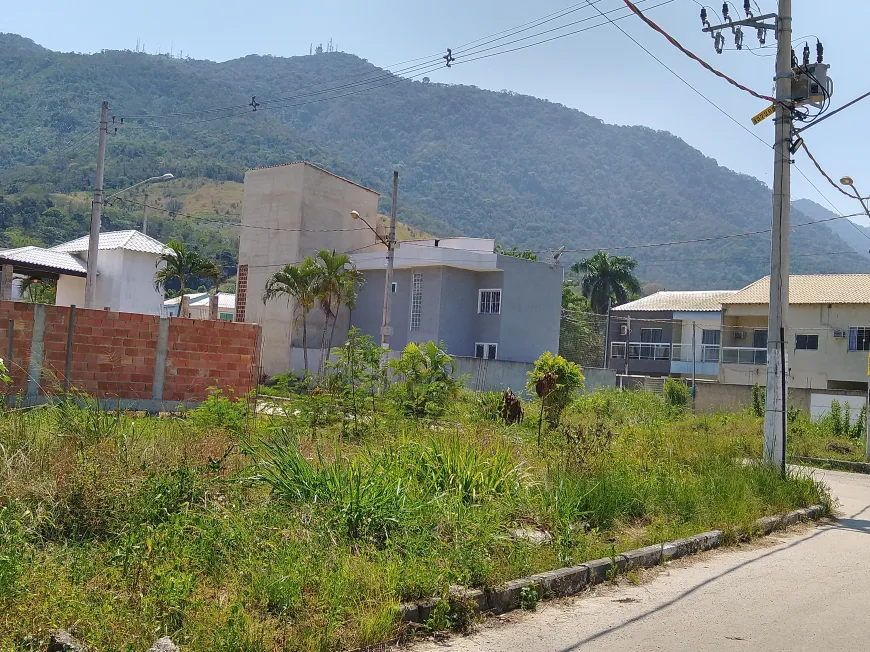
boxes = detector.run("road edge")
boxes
[400,504,826,624]
[794,456,870,474]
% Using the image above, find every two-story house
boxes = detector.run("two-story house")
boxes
[720,274,870,391]
[350,238,561,363]
[608,290,736,379]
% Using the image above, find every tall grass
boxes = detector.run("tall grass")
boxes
[0,388,829,650]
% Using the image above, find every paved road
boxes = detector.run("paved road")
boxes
[414,468,870,652]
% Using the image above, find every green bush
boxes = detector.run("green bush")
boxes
[663,377,690,414]
[751,383,766,418]
[388,341,460,418]
[526,351,584,427]
[188,388,249,436]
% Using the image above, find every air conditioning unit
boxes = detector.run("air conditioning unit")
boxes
[734,331,747,340]
[833,329,846,339]
[619,325,628,336]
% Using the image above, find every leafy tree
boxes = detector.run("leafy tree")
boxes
[312,249,364,374]
[262,258,320,373]
[526,351,584,428]
[571,252,641,314]
[20,277,56,304]
[496,244,538,261]
[559,283,604,367]
[154,239,221,298]
[388,341,459,418]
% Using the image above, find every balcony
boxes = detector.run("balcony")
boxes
[721,346,767,365]
[610,341,671,361]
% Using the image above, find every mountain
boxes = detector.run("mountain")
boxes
[0,33,866,290]
[792,199,870,260]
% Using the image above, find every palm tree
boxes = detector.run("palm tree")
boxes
[571,251,641,314]
[262,258,319,373]
[313,249,365,374]
[154,239,221,301]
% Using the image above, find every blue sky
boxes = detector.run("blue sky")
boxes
[6,0,869,223]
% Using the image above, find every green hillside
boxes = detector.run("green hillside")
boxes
[0,33,865,290]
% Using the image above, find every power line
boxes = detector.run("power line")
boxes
[799,140,865,200]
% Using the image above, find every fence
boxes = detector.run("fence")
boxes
[1,301,261,410]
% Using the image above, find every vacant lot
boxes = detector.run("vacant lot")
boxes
[0,384,829,651]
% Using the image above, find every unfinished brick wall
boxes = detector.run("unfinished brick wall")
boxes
[0,301,260,406]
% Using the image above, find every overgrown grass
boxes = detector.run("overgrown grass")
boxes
[0,389,830,650]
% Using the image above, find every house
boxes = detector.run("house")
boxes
[164,293,236,320]
[235,161,384,376]
[720,275,870,391]
[0,230,169,315]
[350,238,562,363]
[608,290,736,379]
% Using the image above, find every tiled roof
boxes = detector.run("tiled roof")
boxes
[612,290,737,312]
[164,292,235,309]
[52,230,170,255]
[0,246,88,275]
[722,275,870,305]
[244,161,380,194]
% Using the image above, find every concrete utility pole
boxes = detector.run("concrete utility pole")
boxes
[380,171,398,350]
[142,190,149,235]
[691,321,697,411]
[84,100,109,309]
[764,0,792,472]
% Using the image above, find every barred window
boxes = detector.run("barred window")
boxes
[410,273,423,331]
[478,289,501,314]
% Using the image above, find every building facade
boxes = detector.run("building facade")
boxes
[350,238,561,363]
[608,291,736,379]
[235,162,383,376]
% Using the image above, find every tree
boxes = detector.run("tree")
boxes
[571,251,641,314]
[154,239,221,298]
[496,244,538,261]
[559,283,604,367]
[312,249,364,374]
[21,277,56,304]
[262,258,319,373]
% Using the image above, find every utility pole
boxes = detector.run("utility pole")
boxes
[84,100,109,309]
[142,190,149,235]
[380,171,398,350]
[691,320,697,411]
[764,0,792,473]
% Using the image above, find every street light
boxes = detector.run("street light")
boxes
[839,176,870,219]
[350,210,388,246]
[105,173,174,235]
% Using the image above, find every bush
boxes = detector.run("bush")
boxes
[388,341,460,418]
[526,352,584,427]
[751,383,766,418]
[188,388,249,436]
[663,377,690,414]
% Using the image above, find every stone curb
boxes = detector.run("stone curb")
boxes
[400,504,826,623]
[795,456,870,474]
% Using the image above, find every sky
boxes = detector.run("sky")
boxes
[5,0,869,224]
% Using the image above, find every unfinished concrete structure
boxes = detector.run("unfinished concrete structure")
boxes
[236,162,382,376]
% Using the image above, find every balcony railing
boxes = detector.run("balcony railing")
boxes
[721,346,767,365]
[610,342,721,363]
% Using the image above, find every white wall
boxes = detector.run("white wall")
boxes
[810,393,865,421]
[55,275,86,307]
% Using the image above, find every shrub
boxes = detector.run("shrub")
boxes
[751,383,766,418]
[388,341,460,418]
[526,352,584,427]
[188,388,249,436]
[663,377,690,414]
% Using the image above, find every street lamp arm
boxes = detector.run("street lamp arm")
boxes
[105,173,174,201]
[350,210,389,246]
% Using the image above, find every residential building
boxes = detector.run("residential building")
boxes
[235,161,384,376]
[720,275,870,391]
[350,238,561,363]
[164,293,236,320]
[0,230,169,315]
[608,291,736,379]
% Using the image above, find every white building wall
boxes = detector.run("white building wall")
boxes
[55,275,86,307]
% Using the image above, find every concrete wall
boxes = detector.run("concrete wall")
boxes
[0,300,260,408]
[584,367,617,391]
[455,357,615,396]
[721,303,870,390]
[237,162,381,376]
[694,381,866,415]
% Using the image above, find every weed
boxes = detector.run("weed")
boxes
[520,583,540,611]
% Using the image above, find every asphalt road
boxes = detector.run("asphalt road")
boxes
[413,467,870,652]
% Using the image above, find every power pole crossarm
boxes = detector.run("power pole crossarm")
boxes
[84,100,109,309]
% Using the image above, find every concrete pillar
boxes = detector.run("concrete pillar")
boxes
[209,293,219,320]
[179,294,190,319]
[0,264,13,301]
[26,303,46,399]
[151,317,170,402]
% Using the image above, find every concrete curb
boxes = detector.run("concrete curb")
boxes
[794,456,870,474]
[400,504,826,623]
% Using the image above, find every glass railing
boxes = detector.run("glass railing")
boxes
[721,347,767,365]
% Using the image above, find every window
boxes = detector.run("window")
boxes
[219,313,233,321]
[849,327,870,351]
[478,289,502,314]
[638,327,666,360]
[475,343,498,359]
[795,334,818,350]
[410,273,423,331]
[753,329,768,365]
[701,329,721,362]
[391,281,397,294]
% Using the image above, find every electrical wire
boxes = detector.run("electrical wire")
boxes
[799,140,865,201]
[620,0,779,105]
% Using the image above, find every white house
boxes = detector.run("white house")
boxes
[0,230,170,315]
[164,292,235,320]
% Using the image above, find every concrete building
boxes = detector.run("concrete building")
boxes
[608,291,736,379]
[350,238,561,363]
[0,230,169,315]
[235,162,383,376]
[720,275,870,391]
[164,292,235,320]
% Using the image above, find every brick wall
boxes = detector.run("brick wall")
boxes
[0,301,260,406]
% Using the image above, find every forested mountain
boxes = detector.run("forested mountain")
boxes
[0,33,865,289]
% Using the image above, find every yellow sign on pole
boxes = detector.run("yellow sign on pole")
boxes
[751,104,776,126]
[867,353,870,376]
